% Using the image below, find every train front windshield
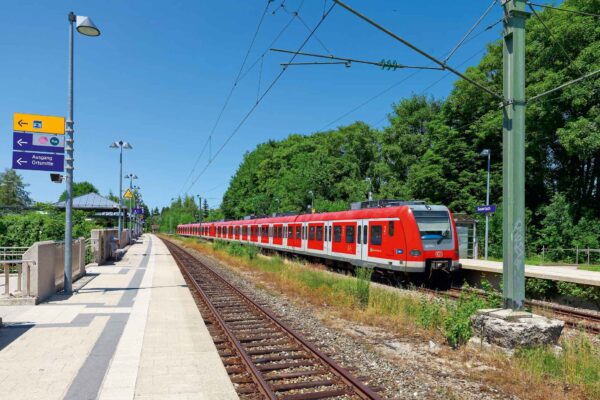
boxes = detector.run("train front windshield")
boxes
[414,210,453,250]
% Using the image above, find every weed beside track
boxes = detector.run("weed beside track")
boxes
[172,236,600,400]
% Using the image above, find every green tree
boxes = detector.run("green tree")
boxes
[0,169,31,207]
[59,181,99,202]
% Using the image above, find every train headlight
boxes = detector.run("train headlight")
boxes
[409,249,422,256]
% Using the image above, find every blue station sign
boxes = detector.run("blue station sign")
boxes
[476,205,497,213]
[13,131,65,154]
[12,152,64,172]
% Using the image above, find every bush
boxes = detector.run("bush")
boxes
[443,289,487,347]
[0,211,100,247]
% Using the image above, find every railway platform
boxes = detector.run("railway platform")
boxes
[0,234,238,400]
[460,258,600,287]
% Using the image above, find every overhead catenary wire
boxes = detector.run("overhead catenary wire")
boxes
[318,14,503,132]
[371,48,488,127]
[181,0,273,195]
[527,3,584,76]
[186,2,338,192]
[528,68,600,103]
[527,2,600,18]
[444,0,498,63]
[332,0,503,101]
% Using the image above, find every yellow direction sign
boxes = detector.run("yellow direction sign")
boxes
[123,189,134,199]
[13,113,65,135]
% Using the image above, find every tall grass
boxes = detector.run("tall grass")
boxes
[175,238,600,399]
[516,334,600,399]
[355,267,373,308]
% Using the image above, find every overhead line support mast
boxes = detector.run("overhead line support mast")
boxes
[501,0,529,310]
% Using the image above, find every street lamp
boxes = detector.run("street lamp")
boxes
[170,197,175,234]
[64,12,101,295]
[110,141,132,244]
[275,198,280,214]
[480,149,491,260]
[124,173,138,232]
[365,177,373,202]
[308,190,314,213]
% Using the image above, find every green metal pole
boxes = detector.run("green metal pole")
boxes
[502,0,529,310]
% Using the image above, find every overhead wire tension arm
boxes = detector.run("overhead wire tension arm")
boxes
[270,48,443,71]
[332,0,504,101]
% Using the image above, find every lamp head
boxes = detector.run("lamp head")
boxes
[480,149,490,157]
[75,15,101,37]
[122,142,133,150]
[109,142,119,148]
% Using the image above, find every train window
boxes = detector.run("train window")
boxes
[389,221,394,237]
[346,226,355,243]
[288,227,293,239]
[328,226,332,242]
[357,225,361,244]
[278,227,282,238]
[309,226,315,240]
[316,226,323,241]
[296,226,301,239]
[363,225,368,245]
[370,225,382,246]
[333,226,342,242]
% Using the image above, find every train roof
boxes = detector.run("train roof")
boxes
[179,204,451,228]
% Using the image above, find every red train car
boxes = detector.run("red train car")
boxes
[177,202,460,275]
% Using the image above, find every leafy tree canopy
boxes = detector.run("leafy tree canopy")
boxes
[217,0,600,256]
[0,169,31,208]
[59,181,99,202]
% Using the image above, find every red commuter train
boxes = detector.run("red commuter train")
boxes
[177,201,460,277]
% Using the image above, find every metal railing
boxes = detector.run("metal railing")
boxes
[1,259,35,297]
[539,246,600,266]
[0,246,29,262]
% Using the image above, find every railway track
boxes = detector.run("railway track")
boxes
[161,238,383,400]
[420,287,600,334]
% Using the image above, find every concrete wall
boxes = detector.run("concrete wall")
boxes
[21,239,86,303]
[90,228,134,265]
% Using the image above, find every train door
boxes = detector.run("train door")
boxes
[357,219,369,263]
[323,221,332,255]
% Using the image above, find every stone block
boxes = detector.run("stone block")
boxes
[471,308,564,349]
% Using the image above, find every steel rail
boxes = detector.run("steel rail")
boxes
[163,238,382,400]
[166,242,277,400]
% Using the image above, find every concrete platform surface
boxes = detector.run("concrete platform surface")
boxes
[0,234,238,400]
[461,258,600,286]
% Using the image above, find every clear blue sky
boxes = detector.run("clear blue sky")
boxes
[0,0,510,211]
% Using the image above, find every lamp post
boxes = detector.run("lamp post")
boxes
[124,173,138,232]
[275,198,280,214]
[110,141,132,244]
[170,197,175,234]
[308,190,314,213]
[480,149,491,260]
[365,177,373,202]
[64,12,100,295]
[132,185,141,236]
[196,195,202,237]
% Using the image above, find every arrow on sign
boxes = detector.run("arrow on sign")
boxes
[18,120,29,128]
[15,157,27,166]
[16,138,27,147]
